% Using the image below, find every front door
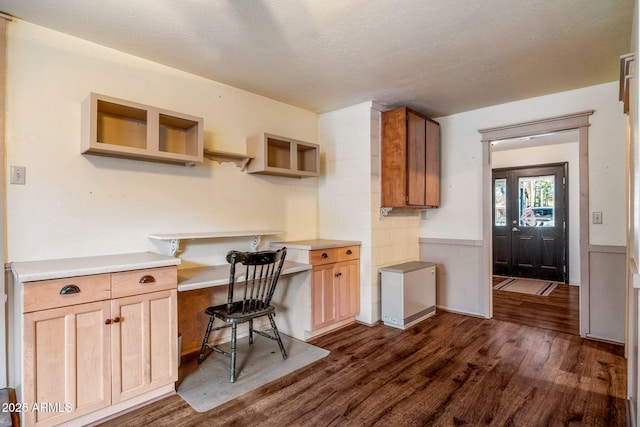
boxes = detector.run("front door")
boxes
[492,164,568,282]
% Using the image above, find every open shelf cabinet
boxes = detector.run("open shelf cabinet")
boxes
[82,93,204,166]
[246,133,319,177]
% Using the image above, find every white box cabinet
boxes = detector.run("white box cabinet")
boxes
[380,261,436,330]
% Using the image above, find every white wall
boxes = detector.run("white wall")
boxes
[318,102,374,322]
[492,142,580,285]
[318,102,420,324]
[421,82,626,316]
[6,20,320,266]
[423,82,626,244]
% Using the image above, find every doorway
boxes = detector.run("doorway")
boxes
[479,110,593,337]
[492,163,568,282]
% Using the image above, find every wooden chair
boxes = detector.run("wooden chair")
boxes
[197,247,288,382]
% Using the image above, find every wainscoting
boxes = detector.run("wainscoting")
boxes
[585,245,626,344]
[419,238,485,317]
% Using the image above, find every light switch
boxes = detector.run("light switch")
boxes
[592,211,603,224]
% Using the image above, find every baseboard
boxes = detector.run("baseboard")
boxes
[585,333,625,346]
[628,398,636,427]
[436,305,487,319]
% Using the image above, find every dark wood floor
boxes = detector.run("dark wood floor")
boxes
[492,276,580,335]
[99,310,626,426]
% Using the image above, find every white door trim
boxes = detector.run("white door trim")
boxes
[479,110,593,336]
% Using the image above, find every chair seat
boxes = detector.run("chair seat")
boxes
[205,300,275,321]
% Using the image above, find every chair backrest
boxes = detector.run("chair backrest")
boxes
[225,247,287,313]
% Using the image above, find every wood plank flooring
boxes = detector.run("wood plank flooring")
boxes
[98,311,626,427]
[492,276,580,335]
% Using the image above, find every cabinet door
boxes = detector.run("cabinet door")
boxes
[111,289,178,403]
[311,264,337,330]
[406,110,427,206]
[381,107,408,208]
[425,118,440,207]
[336,260,360,320]
[23,301,111,427]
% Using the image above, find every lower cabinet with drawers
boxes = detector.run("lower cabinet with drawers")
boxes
[272,240,360,340]
[11,253,180,427]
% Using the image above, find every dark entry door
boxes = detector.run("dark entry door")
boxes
[492,164,568,282]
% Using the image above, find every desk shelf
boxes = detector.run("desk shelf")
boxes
[148,229,284,256]
[177,261,311,291]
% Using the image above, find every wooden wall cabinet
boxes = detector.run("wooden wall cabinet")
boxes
[246,133,319,178]
[381,106,440,209]
[18,264,178,427]
[81,93,204,166]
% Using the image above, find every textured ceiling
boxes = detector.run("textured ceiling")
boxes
[0,0,634,117]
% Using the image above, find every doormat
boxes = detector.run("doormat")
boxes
[493,277,557,296]
[177,334,329,413]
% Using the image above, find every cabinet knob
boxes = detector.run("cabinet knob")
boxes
[346,250,352,255]
[59,284,81,295]
[113,317,121,323]
[139,275,156,284]
[321,253,328,259]
[105,319,112,325]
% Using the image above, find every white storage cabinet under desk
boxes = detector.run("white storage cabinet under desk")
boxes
[380,261,436,330]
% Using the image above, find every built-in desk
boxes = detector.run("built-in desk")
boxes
[150,230,315,355]
[176,260,313,357]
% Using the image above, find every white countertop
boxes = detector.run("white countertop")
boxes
[11,252,181,282]
[271,239,361,250]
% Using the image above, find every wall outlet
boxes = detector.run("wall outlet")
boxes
[10,166,26,185]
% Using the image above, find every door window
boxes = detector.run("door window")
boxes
[518,175,555,227]
[494,178,506,226]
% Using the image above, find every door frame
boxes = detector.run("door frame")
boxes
[479,110,593,337]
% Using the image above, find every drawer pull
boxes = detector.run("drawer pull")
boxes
[59,285,80,295]
[321,253,329,259]
[346,249,353,255]
[139,275,156,284]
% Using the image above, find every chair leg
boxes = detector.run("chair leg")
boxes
[268,314,287,360]
[230,321,237,383]
[249,319,254,346]
[197,316,215,364]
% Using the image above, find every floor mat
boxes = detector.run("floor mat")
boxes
[493,277,557,296]
[178,334,329,412]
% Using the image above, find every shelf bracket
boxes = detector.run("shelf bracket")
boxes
[251,234,262,251]
[380,207,393,218]
[203,149,254,171]
[169,239,181,257]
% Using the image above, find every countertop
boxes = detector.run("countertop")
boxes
[379,261,436,273]
[271,239,361,250]
[11,252,181,282]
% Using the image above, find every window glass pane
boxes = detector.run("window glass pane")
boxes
[494,178,506,226]
[518,175,555,227]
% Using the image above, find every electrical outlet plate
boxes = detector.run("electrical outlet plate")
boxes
[10,166,26,185]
